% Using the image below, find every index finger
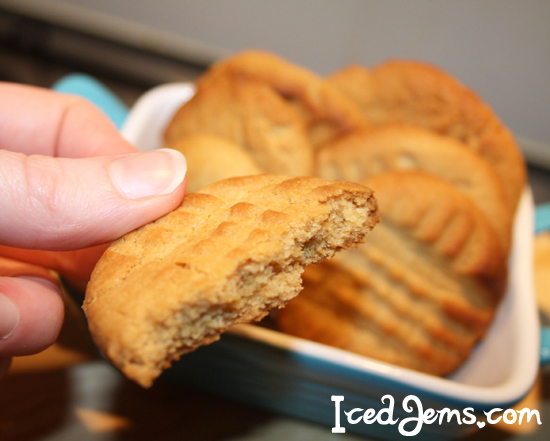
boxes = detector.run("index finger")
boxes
[0,82,136,157]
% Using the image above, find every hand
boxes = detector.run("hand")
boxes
[0,82,187,378]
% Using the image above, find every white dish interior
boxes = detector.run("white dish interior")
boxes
[121,82,540,408]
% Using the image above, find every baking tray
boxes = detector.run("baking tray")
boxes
[56,77,543,440]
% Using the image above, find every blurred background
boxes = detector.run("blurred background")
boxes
[1,0,550,146]
[2,0,550,195]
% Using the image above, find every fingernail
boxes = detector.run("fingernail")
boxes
[109,149,186,200]
[0,293,20,340]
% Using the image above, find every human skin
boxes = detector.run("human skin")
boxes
[0,82,187,378]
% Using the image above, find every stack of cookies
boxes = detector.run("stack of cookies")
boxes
[85,50,527,384]
[280,172,508,376]
[162,50,525,377]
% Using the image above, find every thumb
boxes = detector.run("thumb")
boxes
[0,148,187,250]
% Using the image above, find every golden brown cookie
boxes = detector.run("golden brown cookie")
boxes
[327,60,526,209]
[164,75,314,176]
[197,50,369,147]
[278,171,506,376]
[316,124,513,254]
[84,174,379,387]
[165,133,263,193]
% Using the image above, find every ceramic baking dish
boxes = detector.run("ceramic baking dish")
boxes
[55,77,543,440]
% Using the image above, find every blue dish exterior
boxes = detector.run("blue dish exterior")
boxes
[161,333,509,440]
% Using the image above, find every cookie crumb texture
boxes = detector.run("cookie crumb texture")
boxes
[83,175,378,387]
